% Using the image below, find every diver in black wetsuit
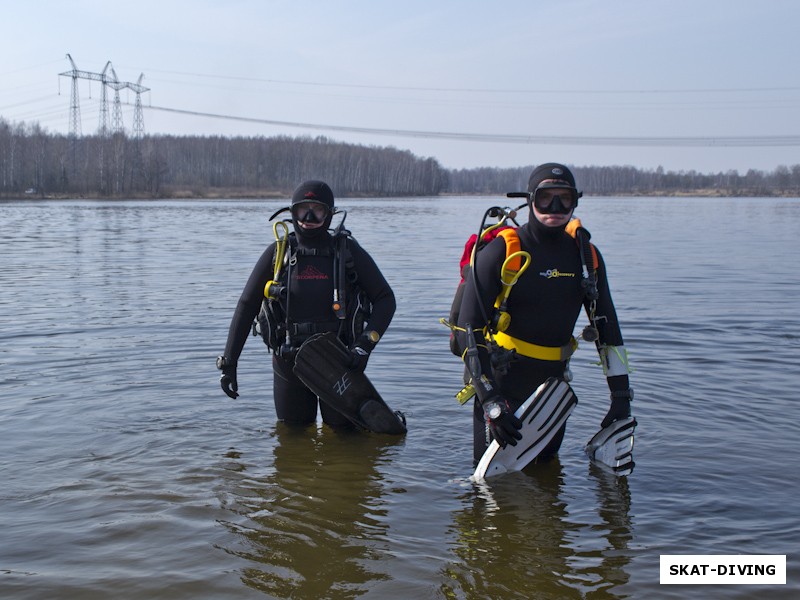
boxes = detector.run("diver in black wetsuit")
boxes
[216,180,396,427]
[456,163,633,466]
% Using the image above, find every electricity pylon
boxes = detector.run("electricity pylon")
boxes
[59,54,150,138]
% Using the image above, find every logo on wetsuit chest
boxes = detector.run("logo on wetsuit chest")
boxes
[539,268,576,279]
[294,265,329,280]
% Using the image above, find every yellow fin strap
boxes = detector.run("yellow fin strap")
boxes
[494,331,578,362]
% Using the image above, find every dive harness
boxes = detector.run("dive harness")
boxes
[253,207,370,358]
[443,199,604,403]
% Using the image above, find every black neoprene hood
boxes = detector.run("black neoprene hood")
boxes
[291,180,334,209]
[527,163,579,192]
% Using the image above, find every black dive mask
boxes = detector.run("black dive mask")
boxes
[291,202,328,224]
[531,187,581,215]
[291,201,332,238]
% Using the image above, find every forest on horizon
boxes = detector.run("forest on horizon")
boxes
[2,118,799,199]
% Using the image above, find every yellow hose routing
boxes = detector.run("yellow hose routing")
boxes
[500,250,531,288]
[493,250,531,332]
[479,219,510,243]
[272,221,289,280]
[264,220,290,299]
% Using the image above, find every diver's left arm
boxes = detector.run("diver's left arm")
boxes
[589,248,633,427]
[347,240,397,364]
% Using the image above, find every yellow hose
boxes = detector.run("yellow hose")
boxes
[272,221,289,280]
[500,250,531,291]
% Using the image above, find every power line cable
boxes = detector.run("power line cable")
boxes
[145,104,800,147]
[122,66,800,95]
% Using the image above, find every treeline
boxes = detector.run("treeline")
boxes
[0,119,447,198]
[448,163,800,196]
[2,118,799,198]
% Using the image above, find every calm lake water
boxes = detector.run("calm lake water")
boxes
[1,196,798,599]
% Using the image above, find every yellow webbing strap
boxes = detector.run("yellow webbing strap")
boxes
[494,331,578,362]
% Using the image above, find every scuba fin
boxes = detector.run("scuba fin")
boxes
[472,377,578,480]
[293,332,407,435]
[584,416,636,476]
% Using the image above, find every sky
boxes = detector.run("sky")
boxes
[2,0,799,174]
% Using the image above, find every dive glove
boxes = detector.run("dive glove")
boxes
[348,331,379,373]
[217,356,239,399]
[348,346,370,372]
[602,389,633,428]
[484,398,523,448]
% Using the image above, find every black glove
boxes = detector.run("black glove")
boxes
[602,389,633,428]
[348,332,378,373]
[484,398,523,448]
[217,356,239,399]
[348,345,371,373]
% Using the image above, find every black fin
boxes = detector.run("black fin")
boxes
[293,332,407,435]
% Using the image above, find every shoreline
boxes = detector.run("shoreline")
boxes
[4,189,799,200]
[6,190,800,202]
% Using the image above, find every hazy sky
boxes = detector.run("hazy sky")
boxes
[2,0,799,173]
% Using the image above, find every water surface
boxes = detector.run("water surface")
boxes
[1,196,798,599]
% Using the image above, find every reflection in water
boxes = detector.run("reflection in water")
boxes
[442,460,632,599]
[219,423,404,599]
[582,463,634,595]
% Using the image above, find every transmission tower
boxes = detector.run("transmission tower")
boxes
[130,73,148,140]
[109,67,125,134]
[97,61,112,137]
[59,54,151,190]
[59,54,150,138]
[60,54,83,139]
[59,54,114,136]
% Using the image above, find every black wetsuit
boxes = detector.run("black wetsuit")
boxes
[223,229,396,426]
[457,217,628,464]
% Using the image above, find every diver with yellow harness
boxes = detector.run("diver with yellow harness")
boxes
[444,163,634,470]
[217,180,401,432]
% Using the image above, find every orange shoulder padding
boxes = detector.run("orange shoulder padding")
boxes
[565,218,583,238]
[497,228,522,272]
[565,218,599,269]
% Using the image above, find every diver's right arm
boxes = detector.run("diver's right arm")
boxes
[219,244,276,398]
[455,237,505,376]
[455,238,521,447]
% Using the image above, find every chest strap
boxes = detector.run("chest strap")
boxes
[494,330,578,362]
[288,320,340,336]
